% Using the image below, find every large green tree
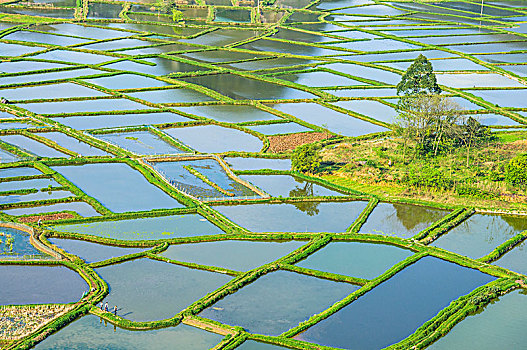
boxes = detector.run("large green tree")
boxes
[396,94,462,157]
[291,143,321,174]
[505,153,527,187]
[396,54,442,96]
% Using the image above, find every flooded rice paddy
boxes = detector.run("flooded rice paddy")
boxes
[1,0,526,348]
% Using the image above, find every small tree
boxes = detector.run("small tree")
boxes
[292,143,321,174]
[397,54,442,96]
[456,116,493,166]
[172,8,183,21]
[505,153,527,187]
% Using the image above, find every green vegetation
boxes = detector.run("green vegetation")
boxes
[505,154,527,188]
[291,144,321,174]
[396,54,442,96]
[1,0,526,348]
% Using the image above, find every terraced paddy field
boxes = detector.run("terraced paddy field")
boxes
[1,0,527,348]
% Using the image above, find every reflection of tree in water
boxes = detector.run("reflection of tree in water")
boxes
[500,215,527,233]
[289,180,313,197]
[289,181,320,216]
[443,214,527,246]
[393,204,446,231]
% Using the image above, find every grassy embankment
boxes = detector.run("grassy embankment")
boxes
[317,130,527,213]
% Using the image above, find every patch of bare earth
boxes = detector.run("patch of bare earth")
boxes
[502,139,527,151]
[268,132,329,153]
[0,304,74,341]
[18,213,75,223]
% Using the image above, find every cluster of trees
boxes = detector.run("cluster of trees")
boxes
[292,143,321,174]
[506,154,527,188]
[395,54,493,165]
[156,0,183,21]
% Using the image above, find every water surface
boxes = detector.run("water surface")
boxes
[160,240,304,271]
[97,258,231,321]
[297,242,414,279]
[164,125,262,153]
[51,163,183,212]
[49,238,144,263]
[429,290,527,350]
[200,270,358,335]
[34,315,223,350]
[296,256,495,350]
[52,214,223,240]
[240,174,344,197]
[214,201,368,232]
[432,214,527,259]
[0,265,88,305]
[360,203,449,238]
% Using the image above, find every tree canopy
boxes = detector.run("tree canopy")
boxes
[505,154,527,187]
[291,143,321,174]
[396,54,442,96]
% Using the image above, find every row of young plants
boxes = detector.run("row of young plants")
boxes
[280,263,368,285]
[478,230,527,264]
[346,197,379,233]
[183,164,236,196]
[206,194,369,206]
[415,208,475,244]
[148,252,243,276]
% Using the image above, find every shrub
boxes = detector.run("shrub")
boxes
[505,154,527,187]
[291,144,321,174]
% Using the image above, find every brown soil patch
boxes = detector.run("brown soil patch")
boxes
[268,132,330,153]
[18,213,75,223]
[182,316,236,336]
[502,139,527,151]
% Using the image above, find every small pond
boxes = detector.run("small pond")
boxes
[296,241,414,279]
[34,315,223,350]
[3,202,102,217]
[224,157,291,171]
[0,135,69,158]
[240,174,345,197]
[432,213,527,259]
[49,238,144,263]
[160,240,305,271]
[35,132,110,157]
[428,290,527,350]
[213,201,368,233]
[164,125,262,153]
[52,214,223,240]
[97,130,185,155]
[0,265,88,305]
[180,74,315,101]
[152,159,257,199]
[245,122,312,135]
[175,105,279,123]
[96,258,231,321]
[360,202,449,238]
[18,98,151,115]
[267,102,388,136]
[0,226,47,259]
[51,163,183,212]
[295,256,495,350]
[52,112,190,130]
[200,270,358,335]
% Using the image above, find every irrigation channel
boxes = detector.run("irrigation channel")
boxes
[0,0,526,348]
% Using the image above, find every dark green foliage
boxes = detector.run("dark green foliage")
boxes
[402,166,453,190]
[291,144,321,174]
[505,153,527,187]
[396,54,441,96]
